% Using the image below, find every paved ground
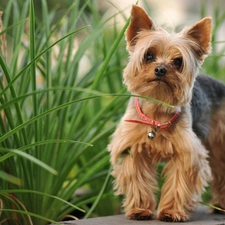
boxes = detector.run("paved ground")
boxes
[60,206,225,225]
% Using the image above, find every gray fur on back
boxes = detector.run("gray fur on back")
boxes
[191,74,225,141]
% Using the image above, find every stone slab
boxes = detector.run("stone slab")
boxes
[59,206,225,225]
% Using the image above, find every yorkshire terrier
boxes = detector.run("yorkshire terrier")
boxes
[108,5,225,222]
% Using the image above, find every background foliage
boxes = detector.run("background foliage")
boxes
[0,0,224,224]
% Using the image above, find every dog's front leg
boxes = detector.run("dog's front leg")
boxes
[157,133,211,222]
[112,147,158,220]
[109,118,158,220]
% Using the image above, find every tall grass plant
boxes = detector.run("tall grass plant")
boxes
[0,0,128,224]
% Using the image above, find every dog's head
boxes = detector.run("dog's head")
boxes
[123,5,211,106]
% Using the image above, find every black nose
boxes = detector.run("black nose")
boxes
[154,66,167,77]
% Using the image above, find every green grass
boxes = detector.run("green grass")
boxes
[0,0,224,224]
[201,0,225,78]
[0,0,129,224]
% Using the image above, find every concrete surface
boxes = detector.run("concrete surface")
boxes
[59,206,225,225]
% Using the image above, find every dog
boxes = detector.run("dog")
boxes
[108,5,225,222]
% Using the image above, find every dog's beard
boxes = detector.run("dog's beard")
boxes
[126,72,192,106]
[142,79,174,103]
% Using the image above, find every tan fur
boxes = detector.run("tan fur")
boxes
[109,101,211,221]
[108,5,214,222]
[207,101,225,211]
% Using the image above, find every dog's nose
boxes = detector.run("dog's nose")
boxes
[154,66,167,77]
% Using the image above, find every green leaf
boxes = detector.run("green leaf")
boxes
[0,148,58,175]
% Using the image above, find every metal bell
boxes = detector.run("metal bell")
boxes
[148,131,156,140]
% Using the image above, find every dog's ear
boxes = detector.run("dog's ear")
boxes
[184,17,212,56]
[126,5,155,48]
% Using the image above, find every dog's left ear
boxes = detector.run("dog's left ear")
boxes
[126,5,155,49]
[184,17,212,56]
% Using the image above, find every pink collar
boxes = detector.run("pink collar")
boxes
[125,97,180,130]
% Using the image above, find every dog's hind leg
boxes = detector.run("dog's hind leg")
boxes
[207,102,225,213]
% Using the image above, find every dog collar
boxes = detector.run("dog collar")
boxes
[125,97,180,139]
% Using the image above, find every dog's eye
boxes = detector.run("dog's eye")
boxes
[173,57,183,69]
[144,52,155,63]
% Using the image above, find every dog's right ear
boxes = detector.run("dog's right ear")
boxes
[126,5,155,48]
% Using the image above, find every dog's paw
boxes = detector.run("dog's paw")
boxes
[158,210,189,222]
[127,208,154,220]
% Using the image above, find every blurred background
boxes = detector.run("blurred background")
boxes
[1,0,225,30]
